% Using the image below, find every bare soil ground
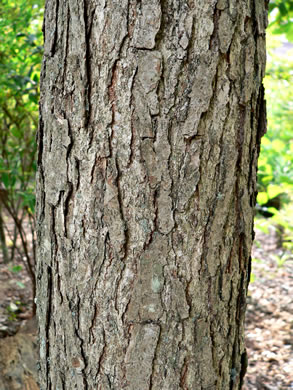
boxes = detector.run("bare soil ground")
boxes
[244,228,293,390]
[0,225,292,389]
[0,256,33,338]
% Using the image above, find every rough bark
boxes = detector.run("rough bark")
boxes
[36,1,268,389]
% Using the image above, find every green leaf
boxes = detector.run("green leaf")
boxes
[32,73,39,83]
[11,127,22,139]
[267,207,279,215]
[1,172,10,188]
[28,93,38,103]
[257,192,269,205]
[10,265,22,273]
[267,184,283,199]
[279,3,288,16]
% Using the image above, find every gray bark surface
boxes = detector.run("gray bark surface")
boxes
[36,1,267,389]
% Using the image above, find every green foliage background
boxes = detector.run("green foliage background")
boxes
[258,36,293,199]
[254,3,293,252]
[0,0,43,283]
[269,0,293,41]
[0,0,43,213]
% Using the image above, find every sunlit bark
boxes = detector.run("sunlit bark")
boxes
[36,1,267,388]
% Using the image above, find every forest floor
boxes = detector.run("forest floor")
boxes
[244,227,293,390]
[0,222,292,389]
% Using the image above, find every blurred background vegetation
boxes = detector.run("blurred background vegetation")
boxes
[0,0,292,303]
[256,0,293,257]
[0,0,43,302]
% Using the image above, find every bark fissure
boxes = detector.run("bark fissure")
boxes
[37,0,268,388]
[48,0,59,57]
[83,0,95,127]
[45,265,52,390]
[149,324,161,390]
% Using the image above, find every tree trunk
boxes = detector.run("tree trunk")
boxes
[36,1,267,389]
